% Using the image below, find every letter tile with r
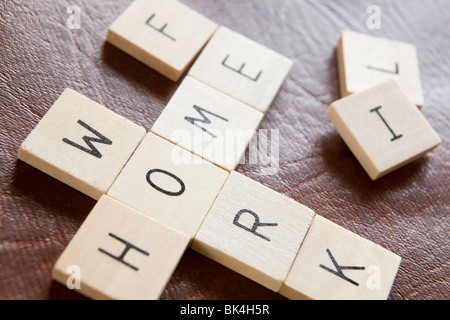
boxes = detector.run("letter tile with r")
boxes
[192,171,315,292]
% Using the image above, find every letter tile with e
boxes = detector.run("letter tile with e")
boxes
[189,26,293,113]
[192,171,315,292]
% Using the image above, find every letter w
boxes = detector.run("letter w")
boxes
[62,120,113,159]
[184,105,228,139]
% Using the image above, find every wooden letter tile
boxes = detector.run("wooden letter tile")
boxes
[106,0,218,81]
[107,132,229,239]
[192,171,315,292]
[52,195,189,300]
[151,76,264,171]
[280,215,402,300]
[326,79,441,180]
[338,30,424,107]
[18,88,146,200]
[188,26,293,113]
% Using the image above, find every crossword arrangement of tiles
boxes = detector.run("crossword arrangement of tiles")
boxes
[18,0,441,300]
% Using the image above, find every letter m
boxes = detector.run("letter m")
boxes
[62,120,113,159]
[184,105,228,139]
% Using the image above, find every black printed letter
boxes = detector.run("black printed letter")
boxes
[319,248,365,286]
[98,233,150,271]
[146,13,176,41]
[233,209,278,242]
[146,169,185,197]
[370,106,403,142]
[62,120,112,159]
[366,63,399,75]
[184,105,229,139]
[222,54,263,82]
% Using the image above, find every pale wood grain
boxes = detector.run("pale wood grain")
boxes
[280,215,402,300]
[338,31,424,108]
[326,79,441,180]
[151,76,264,171]
[106,0,218,81]
[107,132,229,239]
[18,88,146,200]
[189,26,293,113]
[192,171,315,292]
[52,195,189,300]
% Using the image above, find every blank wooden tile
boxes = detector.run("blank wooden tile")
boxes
[326,79,441,180]
[280,215,402,300]
[338,30,424,108]
[106,0,218,81]
[191,171,315,292]
[52,195,189,300]
[188,26,293,113]
[107,132,229,240]
[151,76,264,171]
[18,88,146,200]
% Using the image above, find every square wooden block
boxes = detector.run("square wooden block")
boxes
[188,26,293,113]
[192,171,315,292]
[151,76,264,171]
[338,30,423,107]
[326,79,441,180]
[280,215,402,300]
[106,0,218,81]
[107,132,229,239]
[52,195,189,300]
[18,88,146,200]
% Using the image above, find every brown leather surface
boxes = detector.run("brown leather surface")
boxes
[0,0,448,300]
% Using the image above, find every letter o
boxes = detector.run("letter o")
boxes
[146,169,185,196]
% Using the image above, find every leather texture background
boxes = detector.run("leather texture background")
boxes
[0,0,448,300]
